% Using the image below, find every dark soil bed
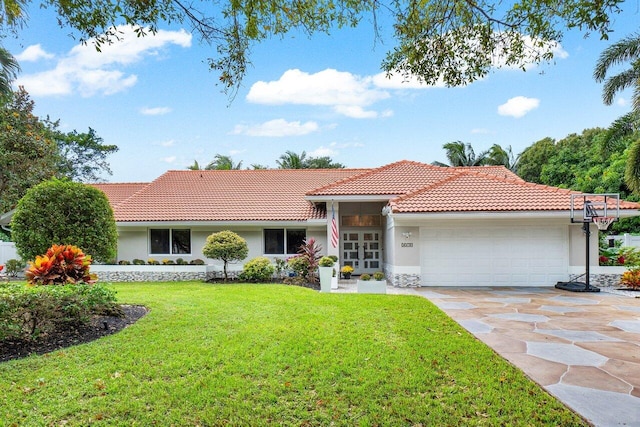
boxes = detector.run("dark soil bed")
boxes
[0,305,148,363]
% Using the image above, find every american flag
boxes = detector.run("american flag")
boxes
[330,204,339,248]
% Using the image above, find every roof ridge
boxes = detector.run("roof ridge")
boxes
[306,160,448,195]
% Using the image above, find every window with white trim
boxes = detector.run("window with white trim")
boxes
[149,229,191,255]
[264,229,306,255]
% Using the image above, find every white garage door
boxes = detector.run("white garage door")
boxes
[420,225,569,287]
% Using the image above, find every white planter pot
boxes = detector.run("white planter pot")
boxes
[319,266,333,293]
[357,280,387,294]
[331,275,338,290]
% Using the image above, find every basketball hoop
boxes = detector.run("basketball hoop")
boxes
[593,216,615,231]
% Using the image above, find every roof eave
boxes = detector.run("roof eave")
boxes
[388,209,640,221]
[305,195,398,202]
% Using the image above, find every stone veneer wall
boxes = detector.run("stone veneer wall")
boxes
[390,273,421,288]
[587,273,622,288]
[94,270,211,282]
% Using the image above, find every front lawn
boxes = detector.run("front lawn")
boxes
[0,282,586,426]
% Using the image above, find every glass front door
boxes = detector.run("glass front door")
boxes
[341,230,381,275]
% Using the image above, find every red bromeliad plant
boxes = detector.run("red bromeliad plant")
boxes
[26,244,97,286]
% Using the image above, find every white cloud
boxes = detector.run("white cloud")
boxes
[247,68,391,119]
[617,97,629,107]
[162,156,177,163]
[141,106,172,115]
[230,118,319,137]
[309,146,337,157]
[497,96,540,118]
[15,26,192,97]
[15,44,54,62]
[158,140,175,147]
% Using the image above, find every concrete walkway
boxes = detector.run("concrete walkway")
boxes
[334,282,640,426]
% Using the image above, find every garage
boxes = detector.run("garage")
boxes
[420,224,569,287]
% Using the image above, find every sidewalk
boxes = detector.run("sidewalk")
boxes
[335,282,640,426]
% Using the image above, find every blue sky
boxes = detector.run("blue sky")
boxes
[5,4,640,182]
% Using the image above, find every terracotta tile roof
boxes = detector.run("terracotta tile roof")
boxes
[389,170,640,213]
[90,183,148,208]
[307,160,456,196]
[111,169,367,222]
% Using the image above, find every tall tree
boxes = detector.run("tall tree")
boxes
[485,144,518,172]
[0,88,58,213]
[276,151,307,169]
[205,154,243,170]
[434,141,487,167]
[0,46,19,99]
[516,137,557,183]
[187,160,201,170]
[304,156,345,169]
[53,127,119,183]
[0,1,625,94]
[594,33,640,193]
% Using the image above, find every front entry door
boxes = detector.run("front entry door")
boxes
[341,230,382,275]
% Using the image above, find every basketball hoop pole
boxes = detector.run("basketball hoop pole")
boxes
[583,221,591,291]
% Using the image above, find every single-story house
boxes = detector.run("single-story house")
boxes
[87,160,639,287]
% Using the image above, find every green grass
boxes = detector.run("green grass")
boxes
[0,282,586,426]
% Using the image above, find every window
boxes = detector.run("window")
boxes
[150,229,191,255]
[341,215,381,227]
[264,229,306,254]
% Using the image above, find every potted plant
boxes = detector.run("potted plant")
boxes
[318,256,335,293]
[357,271,387,294]
[328,255,339,289]
[340,265,354,279]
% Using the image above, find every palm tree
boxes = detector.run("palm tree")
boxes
[433,141,488,167]
[0,46,20,100]
[276,150,307,169]
[594,33,640,193]
[485,144,519,172]
[187,160,201,170]
[205,154,243,170]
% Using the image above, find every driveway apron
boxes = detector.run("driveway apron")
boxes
[410,287,640,427]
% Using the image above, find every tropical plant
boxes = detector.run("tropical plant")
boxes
[434,141,488,167]
[202,230,249,282]
[485,144,519,172]
[25,244,97,286]
[296,238,322,283]
[594,33,640,194]
[620,268,640,289]
[0,46,20,100]
[11,178,118,263]
[276,150,307,169]
[4,259,23,277]
[205,154,243,170]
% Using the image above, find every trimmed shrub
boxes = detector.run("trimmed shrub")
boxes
[147,258,159,265]
[373,271,385,281]
[5,259,24,277]
[239,257,275,282]
[203,231,248,282]
[176,258,189,265]
[360,274,371,281]
[26,244,97,286]
[118,260,131,265]
[318,256,335,267]
[162,259,175,265]
[132,259,145,265]
[11,178,117,263]
[190,259,205,265]
[0,282,121,341]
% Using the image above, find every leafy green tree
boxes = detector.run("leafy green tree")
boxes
[0,1,624,93]
[304,156,345,169]
[516,138,557,183]
[11,178,118,262]
[202,230,249,282]
[0,88,58,213]
[205,154,243,170]
[434,141,487,167]
[187,160,201,170]
[53,127,119,182]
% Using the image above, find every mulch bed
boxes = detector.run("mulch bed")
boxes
[0,305,148,363]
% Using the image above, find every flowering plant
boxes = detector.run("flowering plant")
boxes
[340,265,354,274]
